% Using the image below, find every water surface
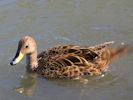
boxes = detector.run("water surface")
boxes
[0,0,133,100]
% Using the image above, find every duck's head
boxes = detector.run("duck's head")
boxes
[10,36,37,66]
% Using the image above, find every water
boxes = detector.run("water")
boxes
[0,0,133,100]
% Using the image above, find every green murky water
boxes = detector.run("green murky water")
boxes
[0,0,133,100]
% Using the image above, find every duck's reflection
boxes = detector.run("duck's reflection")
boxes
[15,72,37,96]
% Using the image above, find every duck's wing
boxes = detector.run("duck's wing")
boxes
[38,45,98,67]
[56,41,116,68]
[44,45,100,78]
[37,45,100,78]
[51,41,128,77]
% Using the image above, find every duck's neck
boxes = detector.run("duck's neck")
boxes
[26,50,38,72]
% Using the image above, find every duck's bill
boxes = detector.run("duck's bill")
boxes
[10,51,24,66]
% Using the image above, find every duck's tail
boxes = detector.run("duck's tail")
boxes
[109,43,133,60]
[90,41,132,61]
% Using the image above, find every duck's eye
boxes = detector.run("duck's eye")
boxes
[25,45,29,48]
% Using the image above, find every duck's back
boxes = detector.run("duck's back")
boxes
[36,41,127,79]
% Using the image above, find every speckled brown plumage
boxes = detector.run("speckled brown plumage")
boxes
[36,41,125,79]
[10,36,129,79]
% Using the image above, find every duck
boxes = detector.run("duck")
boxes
[10,36,129,79]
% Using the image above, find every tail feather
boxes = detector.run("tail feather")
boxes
[90,41,115,51]
[109,44,132,60]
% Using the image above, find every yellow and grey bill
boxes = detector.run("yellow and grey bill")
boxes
[10,52,24,65]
